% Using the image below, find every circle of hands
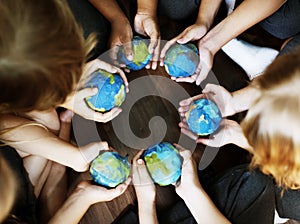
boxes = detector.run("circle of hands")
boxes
[64,14,224,124]
[59,9,245,203]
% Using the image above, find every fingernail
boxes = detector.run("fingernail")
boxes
[137,159,144,165]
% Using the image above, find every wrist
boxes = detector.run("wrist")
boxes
[137,1,157,17]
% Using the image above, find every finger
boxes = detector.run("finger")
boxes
[133,150,145,165]
[151,39,160,70]
[60,110,74,123]
[97,60,118,74]
[115,67,129,93]
[98,141,109,151]
[160,38,178,64]
[110,45,120,62]
[178,121,189,130]
[177,29,195,44]
[123,42,134,61]
[93,108,122,123]
[181,127,198,141]
[148,37,159,55]
[178,105,190,114]
[78,88,98,99]
[179,94,203,107]
[174,76,196,83]
[195,61,210,86]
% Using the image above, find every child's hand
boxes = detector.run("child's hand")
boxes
[178,94,205,117]
[132,150,156,203]
[179,119,243,148]
[62,87,123,123]
[202,84,236,117]
[82,59,129,92]
[75,141,109,172]
[76,178,131,205]
[172,144,202,199]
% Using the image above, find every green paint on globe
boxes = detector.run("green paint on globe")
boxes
[164,43,199,77]
[85,70,126,112]
[185,99,222,136]
[90,151,130,188]
[117,36,152,70]
[143,142,182,186]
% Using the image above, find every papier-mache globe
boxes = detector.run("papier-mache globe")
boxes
[117,36,152,70]
[185,99,222,136]
[164,43,199,78]
[143,142,182,186]
[85,69,126,112]
[90,151,130,188]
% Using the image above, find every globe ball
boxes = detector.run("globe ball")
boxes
[185,99,222,136]
[117,36,152,70]
[85,69,126,112]
[90,151,130,188]
[164,43,199,78]
[143,142,182,186]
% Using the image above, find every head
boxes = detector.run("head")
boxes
[242,50,300,189]
[0,0,95,113]
[0,156,16,223]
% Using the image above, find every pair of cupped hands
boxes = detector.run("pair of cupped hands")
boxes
[76,143,200,206]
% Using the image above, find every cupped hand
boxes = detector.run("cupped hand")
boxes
[82,59,128,92]
[109,18,133,68]
[179,119,241,148]
[178,94,205,117]
[172,144,201,198]
[61,88,123,123]
[132,150,156,202]
[77,178,131,205]
[134,13,160,70]
[202,84,236,117]
[160,23,208,67]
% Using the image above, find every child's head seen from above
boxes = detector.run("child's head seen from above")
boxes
[0,0,95,114]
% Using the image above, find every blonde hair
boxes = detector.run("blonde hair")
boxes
[0,156,17,223]
[242,50,300,189]
[0,0,96,113]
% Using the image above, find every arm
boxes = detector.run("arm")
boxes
[49,179,130,224]
[135,0,160,70]
[175,145,231,224]
[0,114,105,172]
[201,0,287,55]
[132,151,158,224]
[88,0,133,61]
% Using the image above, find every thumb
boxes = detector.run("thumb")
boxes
[79,87,98,99]
[177,30,195,44]
[81,141,109,163]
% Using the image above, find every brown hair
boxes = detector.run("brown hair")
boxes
[0,0,95,113]
[0,157,16,223]
[242,50,300,189]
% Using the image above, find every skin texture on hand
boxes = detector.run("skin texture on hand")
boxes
[61,59,128,123]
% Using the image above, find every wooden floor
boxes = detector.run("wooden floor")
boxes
[67,1,285,223]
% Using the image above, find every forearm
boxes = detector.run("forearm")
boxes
[137,199,158,224]
[137,0,158,16]
[49,188,90,224]
[88,0,128,23]
[196,0,223,29]
[201,0,287,54]
[182,185,231,224]
[0,114,88,171]
[232,85,261,113]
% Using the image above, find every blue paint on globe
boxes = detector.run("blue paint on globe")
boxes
[143,142,182,186]
[186,99,222,136]
[117,36,152,70]
[90,151,130,188]
[85,70,126,112]
[164,43,199,78]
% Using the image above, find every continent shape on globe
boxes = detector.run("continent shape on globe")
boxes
[164,43,199,78]
[90,151,130,188]
[185,99,222,136]
[117,36,152,70]
[143,142,182,186]
[85,69,126,112]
